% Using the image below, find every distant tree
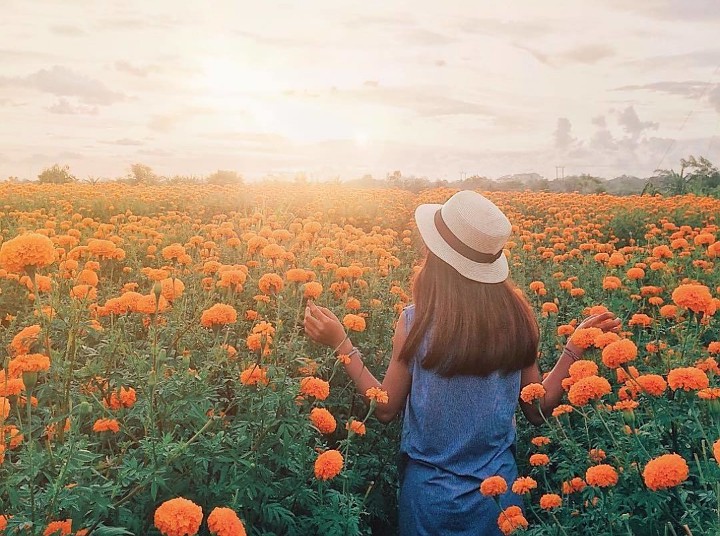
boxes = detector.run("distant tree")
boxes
[682,155,720,193]
[84,176,102,185]
[167,174,203,184]
[129,163,158,185]
[38,164,76,184]
[386,170,402,188]
[535,178,550,192]
[649,155,720,197]
[206,170,244,185]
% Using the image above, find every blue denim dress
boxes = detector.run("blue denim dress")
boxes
[398,305,523,535]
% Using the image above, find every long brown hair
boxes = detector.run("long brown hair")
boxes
[397,251,539,377]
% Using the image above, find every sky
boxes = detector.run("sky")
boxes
[1,0,720,182]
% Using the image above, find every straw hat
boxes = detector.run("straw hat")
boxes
[414,190,512,283]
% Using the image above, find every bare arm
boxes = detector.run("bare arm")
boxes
[304,301,411,424]
[519,312,621,426]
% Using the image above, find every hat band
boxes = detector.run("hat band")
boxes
[434,209,503,264]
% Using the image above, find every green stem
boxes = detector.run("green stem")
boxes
[26,386,36,524]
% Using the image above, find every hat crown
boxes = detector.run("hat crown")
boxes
[440,191,511,255]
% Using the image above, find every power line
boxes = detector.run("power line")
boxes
[654,61,720,171]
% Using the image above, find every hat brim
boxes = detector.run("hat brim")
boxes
[414,203,509,284]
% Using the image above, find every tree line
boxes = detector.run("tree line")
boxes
[13,155,720,197]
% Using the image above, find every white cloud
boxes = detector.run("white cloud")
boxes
[0,66,125,105]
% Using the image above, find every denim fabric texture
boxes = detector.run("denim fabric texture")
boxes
[398,305,523,535]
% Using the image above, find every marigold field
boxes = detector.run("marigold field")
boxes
[2,183,720,535]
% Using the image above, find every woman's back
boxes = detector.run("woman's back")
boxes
[399,305,522,535]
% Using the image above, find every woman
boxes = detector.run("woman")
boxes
[304,190,620,535]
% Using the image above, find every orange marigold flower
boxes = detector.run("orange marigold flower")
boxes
[135,293,170,314]
[45,419,71,441]
[562,477,587,494]
[539,493,562,510]
[43,519,72,536]
[314,449,344,480]
[511,476,538,494]
[570,327,603,349]
[160,278,185,301]
[92,418,120,433]
[303,281,323,299]
[0,233,56,274]
[628,314,653,327]
[642,453,689,491]
[200,304,238,329]
[626,267,645,280]
[207,507,246,536]
[589,448,606,463]
[557,324,575,337]
[520,383,546,403]
[601,339,637,368]
[154,497,203,536]
[698,388,720,400]
[652,245,673,258]
[3,424,22,449]
[342,314,366,332]
[480,475,508,496]
[346,419,366,436]
[552,404,573,418]
[300,377,330,400]
[105,387,137,410]
[531,436,551,447]
[529,281,545,292]
[602,276,622,290]
[529,453,550,466]
[696,357,720,375]
[497,506,528,535]
[709,342,720,354]
[366,387,389,404]
[541,302,558,314]
[567,375,611,406]
[161,244,187,261]
[258,273,284,295]
[240,365,269,386]
[635,374,668,396]
[660,304,678,319]
[594,331,620,348]
[310,407,337,434]
[0,397,9,421]
[10,324,42,355]
[569,360,598,380]
[672,284,715,315]
[585,464,618,487]
[714,439,720,464]
[70,284,97,301]
[8,353,50,377]
[613,400,639,411]
[285,268,310,283]
[586,305,610,315]
[608,253,626,267]
[668,367,709,391]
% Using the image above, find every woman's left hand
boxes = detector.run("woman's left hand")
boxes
[304,301,347,348]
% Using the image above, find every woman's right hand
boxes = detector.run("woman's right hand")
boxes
[566,311,622,356]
